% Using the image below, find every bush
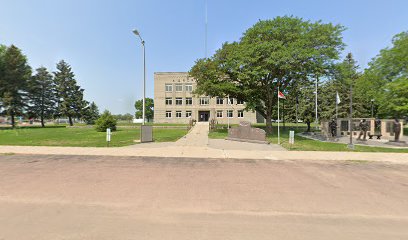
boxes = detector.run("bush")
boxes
[95,110,117,132]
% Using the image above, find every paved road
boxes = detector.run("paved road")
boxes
[0,154,408,239]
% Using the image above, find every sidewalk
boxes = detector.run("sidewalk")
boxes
[0,123,407,163]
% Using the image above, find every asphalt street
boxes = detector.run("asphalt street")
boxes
[0,154,408,239]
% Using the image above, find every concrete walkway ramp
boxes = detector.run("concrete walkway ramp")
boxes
[175,122,209,146]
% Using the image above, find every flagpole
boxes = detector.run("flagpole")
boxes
[278,86,280,145]
[336,92,338,120]
[315,76,318,130]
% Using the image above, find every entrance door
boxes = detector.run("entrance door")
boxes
[198,111,210,122]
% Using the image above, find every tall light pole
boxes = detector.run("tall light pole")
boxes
[371,99,374,118]
[133,29,146,125]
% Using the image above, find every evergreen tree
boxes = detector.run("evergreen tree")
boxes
[54,60,85,126]
[27,67,57,127]
[0,45,31,127]
[82,101,100,125]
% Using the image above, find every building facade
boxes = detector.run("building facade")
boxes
[154,72,259,124]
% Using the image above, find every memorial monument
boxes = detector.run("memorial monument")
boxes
[226,121,267,144]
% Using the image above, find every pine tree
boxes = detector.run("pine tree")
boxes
[0,45,32,127]
[54,60,85,126]
[82,101,100,125]
[27,67,57,127]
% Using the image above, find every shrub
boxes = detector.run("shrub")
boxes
[95,110,117,132]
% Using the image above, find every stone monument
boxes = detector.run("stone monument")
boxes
[226,121,268,144]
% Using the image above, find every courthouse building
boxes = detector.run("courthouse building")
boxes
[154,72,261,124]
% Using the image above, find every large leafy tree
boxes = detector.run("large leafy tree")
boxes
[27,67,57,127]
[54,60,86,126]
[135,97,154,122]
[190,16,345,133]
[0,45,32,127]
[357,31,408,118]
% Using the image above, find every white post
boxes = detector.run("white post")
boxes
[142,41,146,125]
[106,128,111,147]
[227,95,230,129]
[278,86,280,145]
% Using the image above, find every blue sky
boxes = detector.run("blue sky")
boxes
[1,0,407,114]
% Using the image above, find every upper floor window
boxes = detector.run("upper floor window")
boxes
[216,97,224,105]
[200,97,210,105]
[165,97,172,105]
[185,84,193,92]
[185,97,193,105]
[165,84,173,92]
[175,83,183,92]
[227,98,234,105]
[175,97,183,105]
[237,99,244,105]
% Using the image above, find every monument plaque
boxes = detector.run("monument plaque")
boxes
[226,121,267,144]
[140,125,153,143]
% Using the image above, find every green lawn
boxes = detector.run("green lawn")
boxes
[209,125,408,153]
[0,126,187,147]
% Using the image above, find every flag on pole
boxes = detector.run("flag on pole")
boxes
[336,91,341,104]
[278,91,286,99]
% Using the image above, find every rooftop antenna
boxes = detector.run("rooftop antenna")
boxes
[205,0,208,58]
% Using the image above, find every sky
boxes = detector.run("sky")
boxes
[1,0,407,114]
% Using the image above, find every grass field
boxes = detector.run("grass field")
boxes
[209,125,408,153]
[0,126,187,147]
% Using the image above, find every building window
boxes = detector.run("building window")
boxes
[227,98,234,105]
[176,111,182,118]
[216,110,223,118]
[166,111,172,118]
[175,83,183,92]
[227,110,233,118]
[165,97,172,105]
[175,97,182,105]
[185,97,193,105]
[200,97,210,105]
[185,84,193,92]
[165,84,173,92]
[186,111,192,118]
[216,97,224,105]
[237,99,244,105]
[238,110,244,118]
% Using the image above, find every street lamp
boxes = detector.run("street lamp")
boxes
[371,99,374,118]
[132,29,146,125]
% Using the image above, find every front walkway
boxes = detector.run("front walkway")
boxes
[175,122,209,146]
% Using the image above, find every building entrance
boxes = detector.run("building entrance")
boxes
[198,111,210,122]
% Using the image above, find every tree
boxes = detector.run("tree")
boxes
[27,67,57,127]
[95,110,117,132]
[0,45,6,100]
[82,101,100,125]
[318,53,366,120]
[190,16,345,133]
[54,60,86,126]
[135,97,154,122]
[357,31,408,118]
[0,45,32,127]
